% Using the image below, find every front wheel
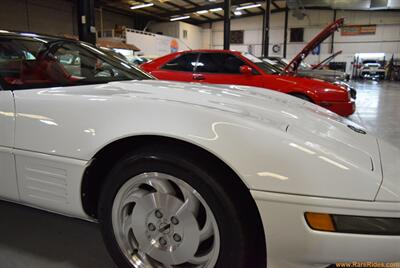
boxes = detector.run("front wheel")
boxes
[98,148,265,268]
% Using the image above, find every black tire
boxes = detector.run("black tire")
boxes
[98,145,265,268]
[290,93,313,102]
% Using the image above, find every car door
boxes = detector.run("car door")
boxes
[149,52,199,82]
[0,38,21,202]
[194,52,264,87]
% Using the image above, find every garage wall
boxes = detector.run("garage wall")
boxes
[0,0,145,36]
[95,9,145,32]
[149,21,204,49]
[0,0,76,35]
[206,9,400,65]
[179,22,204,50]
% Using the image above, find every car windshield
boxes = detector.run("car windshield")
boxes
[264,57,314,72]
[0,35,153,90]
[241,52,282,75]
[265,57,291,71]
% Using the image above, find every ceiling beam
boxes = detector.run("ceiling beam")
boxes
[192,5,400,25]
[272,0,280,9]
[162,0,210,21]
[159,0,265,17]
[99,1,167,21]
[135,0,173,13]
[101,0,400,27]
[180,0,200,7]
[192,7,286,25]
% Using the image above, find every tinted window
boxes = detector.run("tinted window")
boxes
[0,37,151,90]
[162,53,198,72]
[196,53,246,74]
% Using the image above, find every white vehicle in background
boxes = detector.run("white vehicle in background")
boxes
[0,31,399,268]
[360,60,386,80]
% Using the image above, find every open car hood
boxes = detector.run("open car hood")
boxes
[284,18,344,73]
[312,50,342,70]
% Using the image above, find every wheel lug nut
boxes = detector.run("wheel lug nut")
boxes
[173,234,182,242]
[159,237,167,246]
[155,210,163,219]
[148,223,156,231]
[171,216,179,225]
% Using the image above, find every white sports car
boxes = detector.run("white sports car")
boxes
[0,31,399,268]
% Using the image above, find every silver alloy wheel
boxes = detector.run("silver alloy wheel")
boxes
[112,172,220,267]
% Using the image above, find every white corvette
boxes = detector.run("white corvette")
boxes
[0,31,399,268]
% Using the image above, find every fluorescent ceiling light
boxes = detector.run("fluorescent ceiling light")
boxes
[209,7,223,12]
[196,10,208,14]
[234,10,242,15]
[236,3,261,10]
[130,3,154,10]
[170,15,190,21]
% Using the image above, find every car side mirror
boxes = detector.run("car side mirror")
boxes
[240,65,253,75]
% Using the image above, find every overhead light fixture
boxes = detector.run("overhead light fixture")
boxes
[196,10,208,14]
[209,7,223,12]
[234,10,242,15]
[236,3,261,10]
[170,15,190,21]
[130,3,154,10]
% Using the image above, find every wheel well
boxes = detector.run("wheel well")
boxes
[81,136,265,236]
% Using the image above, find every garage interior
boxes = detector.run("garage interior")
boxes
[0,0,399,267]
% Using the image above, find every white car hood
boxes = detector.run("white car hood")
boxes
[125,80,377,166]
[116,80,383,199]
[110,80,381,182]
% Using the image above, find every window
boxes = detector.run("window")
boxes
[290,28,304,42]
[0,37,151,90]
[196,53,246,74]
[183,30,188,39]
[230,30,244,44]
[162,53,198,72]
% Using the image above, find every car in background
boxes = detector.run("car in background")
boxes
[264,54,350,83]
[360,60,386,80]
[142,19,355,117]
[263,56,356,99]
[1,30,400,268]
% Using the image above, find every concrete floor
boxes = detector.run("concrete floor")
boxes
[349,80,400,147]
[0,80,399,268]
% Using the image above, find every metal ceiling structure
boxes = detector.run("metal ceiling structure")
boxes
[99,0,285,25]
[98,0,400,25]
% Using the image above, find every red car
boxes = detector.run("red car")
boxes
[141,18,355,117]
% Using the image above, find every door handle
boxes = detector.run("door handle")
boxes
[193,74,205,81]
